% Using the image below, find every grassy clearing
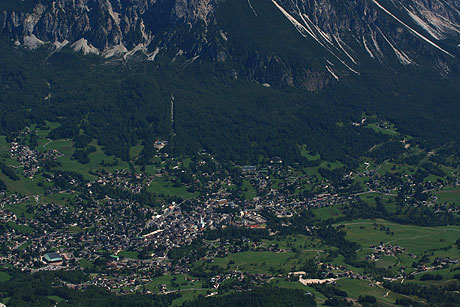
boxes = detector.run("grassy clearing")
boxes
[147,177,198,199]
[339,219,460,259]
[118,251,139,259]
[0,271,11,282]
[204,246,322,275]
[376,161,415,177]
[242,179,257,200]
[46,139,74,156]
[172,289,209,306]
[4,202,35,219]
[68,225,83,233]
[212,251,294,274]
[261,234,320,250]
[17,241,30,251]
[54,140,130,180]
[143,165,159,176]
[300,147,321,161]
[312,206,344,220]
[337,279,413,306]
[40,192,76,205]
[182,158,192,168]
[435,186,460,204]
[0,137,20,167]
[0,171,44,196]
[366,123,399,136]
[145,274,209,305]
[47,295,64,303]
[129,144,143,161]
[7,221,34,234]
[0,135,8,151]
[358,192,397,212]
[146,274,204,291]
[270,279,328,304]
[79,259,94,269]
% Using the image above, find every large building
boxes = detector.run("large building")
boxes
[43,252,63,265]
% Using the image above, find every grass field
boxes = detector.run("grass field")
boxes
[129,144,143,161]
[17,241,30,252]
[40,192,76,205]
[145,274,209,305]
[118,251,139,259]
[312,206,344,220]
[211,251,295,274]
[68,225,83,233]
[270,279,328,303]
[7,221,34,234]
[47,295,64,303]
[197,236,326,276]
[300,147,321,161]
[336,279,418,306]
[0,136,11,158]
[338,219,460,276]
[358,192,398,212]
[52,140,130,180]
[0,172,44,196]
[4,201,35,219]
[340,219,460,254]
[146,177,198,199]
[36,121,61,139]
[242,179,257,200]
[0,271,11,282]
[79,259,94,269]
[0,136,21,167]
[435,186,460,204]
[366,123,399,136]
[261,234,323,251]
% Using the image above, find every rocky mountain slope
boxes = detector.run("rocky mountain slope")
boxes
[2,0,460,89]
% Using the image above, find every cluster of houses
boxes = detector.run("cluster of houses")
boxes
[9,141,62,178]
[367,244,406,261]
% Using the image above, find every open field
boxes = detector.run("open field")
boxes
[146,177,198,199]
[337,279,420,306]
[211,251,295,274]
[338,219,460,276]
[270,279,328,303]
[366,123,399,136]
[339,219,460,255]
[242,179,257,200]
[53,140,130,180]
[435,186,460,204]
[118,251,139,259]
[129,144,144,161]
[300,147,321,161]
[312,206,344,220]
[145,274,209,306]
[6,221,34,234]
[0,136,21,167]
[40,192,77,205]
[196,235,327,276]
[0,272,11,282]
[0,172,44,196]
[4,201,35,219]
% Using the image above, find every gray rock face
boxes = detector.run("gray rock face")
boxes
[1,0,460,89]
[0,0,218,50]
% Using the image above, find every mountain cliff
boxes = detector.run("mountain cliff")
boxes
[2,0,460,88]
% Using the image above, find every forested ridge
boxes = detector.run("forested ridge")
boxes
[1,33,460,166]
